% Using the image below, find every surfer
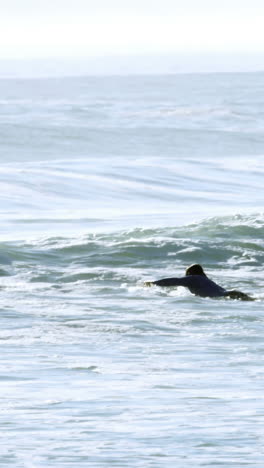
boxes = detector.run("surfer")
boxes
[145,264,254,301]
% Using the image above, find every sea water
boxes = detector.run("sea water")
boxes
[0,72,264,467]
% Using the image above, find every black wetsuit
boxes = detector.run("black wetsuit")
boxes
[152,275,253,300]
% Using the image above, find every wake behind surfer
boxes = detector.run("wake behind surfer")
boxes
[145,264,254,301]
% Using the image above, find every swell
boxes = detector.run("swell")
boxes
[2,127,264,161]
[1,157,264,222]
[2,214,263,271]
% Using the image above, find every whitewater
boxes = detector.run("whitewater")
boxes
[0,72,263,467]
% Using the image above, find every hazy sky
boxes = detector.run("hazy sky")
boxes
[1,1,264,74]
[1,0,264,58]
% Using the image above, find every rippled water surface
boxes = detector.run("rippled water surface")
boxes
[0,73,264,467]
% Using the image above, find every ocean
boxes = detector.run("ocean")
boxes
[0,72,264,467]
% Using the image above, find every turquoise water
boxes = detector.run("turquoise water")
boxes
[0,73,264,467]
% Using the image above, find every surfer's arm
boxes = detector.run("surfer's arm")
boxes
[145,277,189,287]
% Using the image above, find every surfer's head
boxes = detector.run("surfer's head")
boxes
[185,264,207,277]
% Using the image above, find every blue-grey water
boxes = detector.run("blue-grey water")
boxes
[0,73,264,467]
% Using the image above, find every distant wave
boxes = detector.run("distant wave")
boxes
[129,104,237,120]
[1,156,263,236]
